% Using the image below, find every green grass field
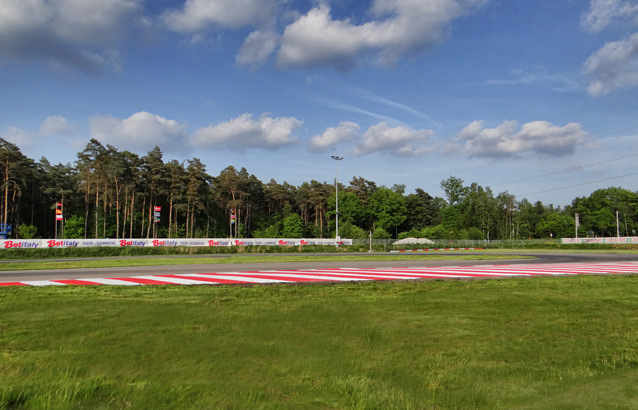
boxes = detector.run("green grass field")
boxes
[1,275,638,409]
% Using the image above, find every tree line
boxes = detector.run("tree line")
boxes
[1,138,636,240]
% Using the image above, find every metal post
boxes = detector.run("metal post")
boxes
[331,156,343,246]
[617,210,620,238]
[369,230,372,253]
[575,213,579,239]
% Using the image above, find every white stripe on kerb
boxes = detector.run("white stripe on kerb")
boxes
[89,278,142,285]
[183,274,291,283]
[20,280,66,286]
[133,276,208,285]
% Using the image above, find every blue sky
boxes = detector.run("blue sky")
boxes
[2,0,638,206]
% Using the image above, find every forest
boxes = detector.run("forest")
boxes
[1,138,636,241]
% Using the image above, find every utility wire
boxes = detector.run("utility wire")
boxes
[518,171,638,198]
[496,152,638,187]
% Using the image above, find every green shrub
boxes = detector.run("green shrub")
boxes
[371,227,391,239]
[17,224,38,239]
[467,227,484,240]
[339,222,367,239]
[63,215,85,239]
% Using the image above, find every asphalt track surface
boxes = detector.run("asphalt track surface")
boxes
[2,251,638,284]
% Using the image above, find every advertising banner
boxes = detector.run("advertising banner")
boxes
[0,240,43,249]
[561,237,634,244]
[605,237,627,244]
[0,238,352,249]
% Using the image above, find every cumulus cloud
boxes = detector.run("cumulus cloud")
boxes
[90,111,188,153]
[162,0,277,32]
[354,122,435,156]
[192,113,302,151]
[236,31,279,68]
[308,121,360,153]
[0,0,144,73]
[581,0,638,32]
[277,0,486,69]
[584,33,638,96]
[453,120,586,157]
[40,116,76,136]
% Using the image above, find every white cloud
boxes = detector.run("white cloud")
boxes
[2,126,34,149]
[236,31,279,68]
[349,86,443,127]
[162,0,276,32]
[581,0,638,33]
[192,113,302,151]
[309,95,405,124]
[277,0,486,69]
[453,120,586,157]
[0,0,143,73]
[486,67,581,92]
[584,33,638,96]
[354,122,435,156]
[90,111,188,153]
[40,116,76,136]
[308,121,359,153]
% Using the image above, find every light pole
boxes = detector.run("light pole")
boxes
[617,210,620,238]
[331,155,343,245]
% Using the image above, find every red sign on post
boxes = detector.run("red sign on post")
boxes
[154,206,161,212]
[55,203,63,221]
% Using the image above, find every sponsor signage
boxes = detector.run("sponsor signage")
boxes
[46,240,79,248]
[1,240,41,249]
[0,238,353,249]
[561,237,638,245]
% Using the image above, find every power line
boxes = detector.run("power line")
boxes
[518,171,638,198]
[496,152,638,187]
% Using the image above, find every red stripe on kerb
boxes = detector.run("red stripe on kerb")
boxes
[238,272,376,282]
[166,274,235,284]
[113,277,177,285]
[0,282,28,286]
[199,273,325,282]
[156,274,246,284]
[53,279,104,285]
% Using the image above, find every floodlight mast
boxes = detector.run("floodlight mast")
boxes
[331,156,344,246]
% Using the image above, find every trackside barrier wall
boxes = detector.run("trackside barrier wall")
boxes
[561,237,638,244]
[0,238,352,249]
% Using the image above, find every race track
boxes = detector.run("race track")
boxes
[2,252,638,286]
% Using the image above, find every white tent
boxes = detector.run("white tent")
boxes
[392,237,434,245]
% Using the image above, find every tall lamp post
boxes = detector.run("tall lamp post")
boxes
[331,155,343,245]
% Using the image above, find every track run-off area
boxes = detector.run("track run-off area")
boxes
[2,261,638,287]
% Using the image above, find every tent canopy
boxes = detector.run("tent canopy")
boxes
[392,237,434,245]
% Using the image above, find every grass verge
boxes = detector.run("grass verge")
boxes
[1,275,638,408]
